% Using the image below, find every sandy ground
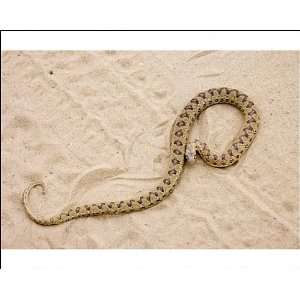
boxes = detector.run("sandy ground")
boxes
[1,51,299,249]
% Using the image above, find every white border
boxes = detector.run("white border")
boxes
[1,250,300,300]
[0,0,300,30]
[2,31,300,50]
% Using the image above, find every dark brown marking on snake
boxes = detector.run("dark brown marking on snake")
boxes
[191,98,199,104]
[176,121,186,127]
[149,192,157,199]
[174,140,183,146]
[231,89,239,96]
[219,87,229,94]
[175,130,183,137]
[228,149,233,156]
[247,117,256,124]
[117,201,125,208]
[248,109,256,116]
[212,90,220,98]
[185,104,193,110]
[207,89,212,95]
[239,94,248,102]
[173,149,182,155]
[172,158,180,165]
[163,178,171,185]
[168,169,177,176]
[168,188,174,194]
[246,101,254,108]
[180,112,189,118]
[157,186,164,192]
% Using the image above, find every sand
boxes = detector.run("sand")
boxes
[1,51,299,249]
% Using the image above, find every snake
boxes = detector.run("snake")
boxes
[23,87,260,225]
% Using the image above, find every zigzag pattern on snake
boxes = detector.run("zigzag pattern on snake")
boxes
[23,87,260,225]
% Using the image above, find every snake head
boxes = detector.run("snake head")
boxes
[185,143,197,163]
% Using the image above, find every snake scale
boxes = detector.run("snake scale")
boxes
[23,87,259,225]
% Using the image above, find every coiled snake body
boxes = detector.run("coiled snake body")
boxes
[23,87,260,225]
